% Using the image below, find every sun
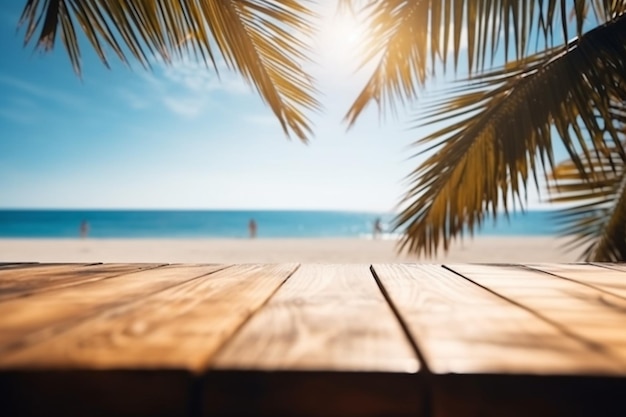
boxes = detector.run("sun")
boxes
[315,6,367,67]
[335,11,366,45]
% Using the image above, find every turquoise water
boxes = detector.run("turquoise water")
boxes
[0,209,558,238]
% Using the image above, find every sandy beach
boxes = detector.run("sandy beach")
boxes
[0,236,585,263]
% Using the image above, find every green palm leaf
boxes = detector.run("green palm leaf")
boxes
[395,13,626,257]
[19,0,319,141]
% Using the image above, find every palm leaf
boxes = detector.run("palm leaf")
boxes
[344,0,626,126]
[394,13,626,257]
[548,142,626,261]
[18,0,319,141]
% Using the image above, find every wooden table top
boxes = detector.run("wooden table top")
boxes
[1,262,626,417]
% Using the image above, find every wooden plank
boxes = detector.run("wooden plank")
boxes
[0,264,296,371]
[0,263,89,277]
[0,263,163,301]
[375,264,626,417]
[208,264,422,417]
[0,262,41,269]
[214,264,417,372]
[0,264,227,356]
[373,264,618,375]
[593,262,626,272]
[0,264,296,417]
[526,263,626,299]
[447,264,626,366]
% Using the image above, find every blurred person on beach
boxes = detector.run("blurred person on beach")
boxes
[79,220,90,238]
[248,219,257,238]
[373,218,383,239]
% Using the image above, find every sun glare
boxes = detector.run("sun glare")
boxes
[338,13,366,45]
[316,7,367,67]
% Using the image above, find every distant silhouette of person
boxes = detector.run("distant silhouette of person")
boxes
[248,218,257,238]
[373,218,383,239]
[80,220,90,238]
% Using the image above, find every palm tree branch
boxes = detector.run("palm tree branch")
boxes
[343,0,428,126]
[18,0,319,141]
[396,13,626,256]
[204,0,319,140]
[345,0,626,127]
[548,148,626,261]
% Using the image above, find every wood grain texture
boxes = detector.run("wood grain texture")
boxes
[213,264,417,372]
[0,264,296,372]
[0,264,226,356]
[208,264,423,417]
[526,263,626,299]
[0,263,163,301]
[447,264,626,370]
[0,262,43,270]
[0,263,89,276]
[373,264,619,375]
[593,262,626,272]
[2,262,626,417]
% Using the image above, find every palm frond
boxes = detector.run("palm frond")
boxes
[548,144,626,262]
[344,0,626,126]
[18,0,319,141]
[395,13,626,257]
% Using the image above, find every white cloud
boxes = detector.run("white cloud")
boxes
[121,56,252,118]
[162,58,242,93]
[0,74,84,107]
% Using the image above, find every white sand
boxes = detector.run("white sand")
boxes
[0,237,585,264]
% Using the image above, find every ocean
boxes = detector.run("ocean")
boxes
[0,209,560,239]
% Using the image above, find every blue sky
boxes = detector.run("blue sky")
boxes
[0,2,559,212]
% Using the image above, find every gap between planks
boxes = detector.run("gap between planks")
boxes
[375,264,622,375]
[0,264,298,373]
[445,263,626,371]
[206,264,425,417]
[0,264,230,357]
[523,263,626,300]
[0,263,166,301]
[213,264,419,372]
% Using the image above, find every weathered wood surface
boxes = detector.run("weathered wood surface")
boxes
[526,263,626,299]
[372,264,618,374]
[209,264,422,417]
[0,264,227,356]
[214,264,417,372]
[438,264,626,417]
[593,262,626,272]
[448,264,626,368]
[0,263,163,301]
[0,262,50,269]
[0,262,53,268]
[1,262,626,417]
[1,264,296,371]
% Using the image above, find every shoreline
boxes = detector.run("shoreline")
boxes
[0,236,585,263]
